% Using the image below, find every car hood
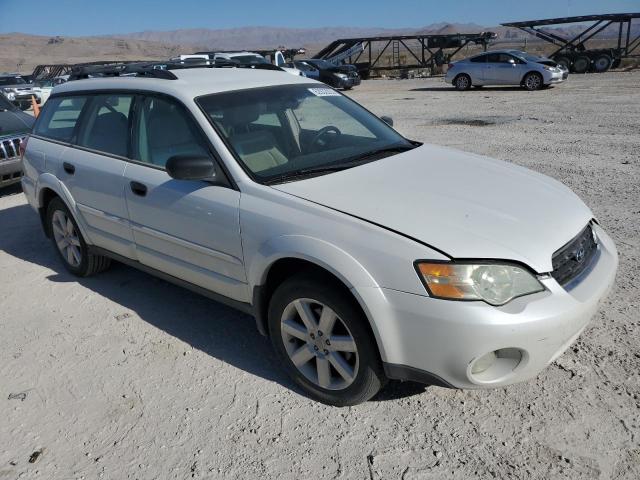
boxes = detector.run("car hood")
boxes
[272,144,593,272]
[0,109,34,137]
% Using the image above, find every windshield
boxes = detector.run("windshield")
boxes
[511,51,546,63]
[230,55,270,65]
[0,94,16,111]
[0,76,27,86]
[197,84,414,183]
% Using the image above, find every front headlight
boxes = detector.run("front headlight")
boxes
[415,262,544,306]
[335,73,348,79]
[5,91,16,100]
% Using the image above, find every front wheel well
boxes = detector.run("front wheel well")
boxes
[521,70,543,85]
[253,258,374,342]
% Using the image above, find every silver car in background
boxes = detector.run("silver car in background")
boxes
[445,49,568,91]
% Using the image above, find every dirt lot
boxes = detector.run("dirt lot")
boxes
[1,72,639,479]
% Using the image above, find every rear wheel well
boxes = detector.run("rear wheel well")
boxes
[38,188,60,237]
[253,258,377,345]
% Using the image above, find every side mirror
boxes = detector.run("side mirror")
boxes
[166,155,216,181]
[381,115,394,127]
[508,58,516,65]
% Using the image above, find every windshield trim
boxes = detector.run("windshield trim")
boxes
[194,83,418,186]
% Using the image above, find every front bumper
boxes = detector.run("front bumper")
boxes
[361,224,617,389]
[0,157,23,187]
[544,70,566,85]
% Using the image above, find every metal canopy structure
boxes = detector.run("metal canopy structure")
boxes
[31,61,150,80]
[502,13,640,73]
[313,32,496,78]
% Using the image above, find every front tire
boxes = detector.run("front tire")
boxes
[453,74,471,91]
[523,72,543,91]
[268,274,386,406]
[47,197,111,277]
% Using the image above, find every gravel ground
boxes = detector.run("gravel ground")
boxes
[1,72,639,479]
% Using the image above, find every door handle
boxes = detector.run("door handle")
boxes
[130,181,148,197]
[63,162,75,175]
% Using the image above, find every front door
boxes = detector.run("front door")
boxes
[485,53,524,85]
[123,95,247,302]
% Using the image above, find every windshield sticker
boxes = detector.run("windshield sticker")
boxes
[308,88,341,97]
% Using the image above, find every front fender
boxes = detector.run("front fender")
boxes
[248,235,390,358]
[248,234,379,291]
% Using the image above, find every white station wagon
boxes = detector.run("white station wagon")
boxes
[21,64,618,406]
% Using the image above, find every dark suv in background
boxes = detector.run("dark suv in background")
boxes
[290,59,361,90]
[0,92,34,188]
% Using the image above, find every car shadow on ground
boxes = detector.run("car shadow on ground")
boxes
[0,183,23,199]
[410,86,528,92]
[0,201,431,403]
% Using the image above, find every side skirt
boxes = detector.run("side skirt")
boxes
[89,245,255,317]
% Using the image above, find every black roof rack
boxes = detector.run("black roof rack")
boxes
[67,59,284,81]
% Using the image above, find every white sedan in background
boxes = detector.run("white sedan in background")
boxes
[446,49,568,90]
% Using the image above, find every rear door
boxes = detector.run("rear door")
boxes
[34,94,135,258]
[466,54,488,84]
[123,94,247,302]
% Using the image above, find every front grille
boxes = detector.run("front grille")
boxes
[0,137,22,160]
[551,224,598,286]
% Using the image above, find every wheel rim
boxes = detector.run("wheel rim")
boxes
[52,210,82,267]
[595,57,609,71]
[526,74,541,89]
[280,298,359,391]
[574,58,588,72]
[457,76,469,89]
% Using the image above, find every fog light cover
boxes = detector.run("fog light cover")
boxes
[471,351,497,374]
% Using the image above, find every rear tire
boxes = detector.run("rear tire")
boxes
[268,273,386,406]
[571,55,590,73]
[554,56,571,70]
[47,197,111,277]
[592,54,612,73]
[523,72,543,91]
[453,74,471,91]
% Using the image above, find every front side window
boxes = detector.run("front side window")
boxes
[34,96,87,142]
[133,96,210,167]
[197,84,415,183]
[77,94,133,157]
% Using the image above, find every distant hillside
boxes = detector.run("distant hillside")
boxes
[114,26,411,50]
[0,33,199,74]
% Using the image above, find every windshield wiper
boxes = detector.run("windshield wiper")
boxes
[265,143,416,185]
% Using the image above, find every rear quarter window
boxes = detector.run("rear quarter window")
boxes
[34,96,87,142]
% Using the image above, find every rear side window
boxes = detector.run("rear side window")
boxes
[132,96,210,168]
[77,94,134,157]
[34,96,87,142]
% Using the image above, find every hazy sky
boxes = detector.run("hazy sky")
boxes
[1,0,638,36]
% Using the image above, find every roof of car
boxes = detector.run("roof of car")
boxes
[53,67,315,100]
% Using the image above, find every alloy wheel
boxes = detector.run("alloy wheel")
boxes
[51,210,82,267]
[526,74,541,90]
[280,298,359,390]
[456,76,469,89]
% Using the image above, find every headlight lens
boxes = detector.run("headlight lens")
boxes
[5,91,16,100]
[336,73,348,79]
[416,262,544,306]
